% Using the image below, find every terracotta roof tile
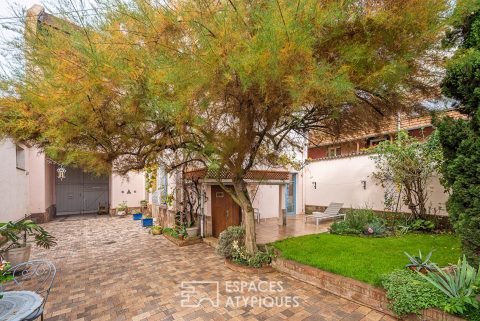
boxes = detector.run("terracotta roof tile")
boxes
[309,110,465,147]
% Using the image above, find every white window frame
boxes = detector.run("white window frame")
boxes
[327,146,341,157]
[16,145,26,171]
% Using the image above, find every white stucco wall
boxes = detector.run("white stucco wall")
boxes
[111,171,146,208]
[28,147,47,214]
[251,185,280,218]
[305,154,448,215]
[0,139,30,222]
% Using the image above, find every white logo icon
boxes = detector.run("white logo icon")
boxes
[180,281,220,308]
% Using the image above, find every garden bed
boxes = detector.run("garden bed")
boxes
[273,233,461,286]
[163,234,203,247]
[273,256,466,321]
[224,259,275,274]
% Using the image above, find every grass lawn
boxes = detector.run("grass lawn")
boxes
[273,233,461,286]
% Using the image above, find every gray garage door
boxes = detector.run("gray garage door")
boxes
[56,167,109,215]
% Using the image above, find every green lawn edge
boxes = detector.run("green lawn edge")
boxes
[272,233,461,286]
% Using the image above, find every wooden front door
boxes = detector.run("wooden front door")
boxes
[211,185,241,237]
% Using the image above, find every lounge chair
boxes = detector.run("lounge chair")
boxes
[305,202,344,226]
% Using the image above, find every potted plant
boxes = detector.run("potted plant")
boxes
[177,225,188,240]
[0,261,13,299]
[132,212,143,221]
[185,220,199,237]
[150,226,162,235]
[116,201,128,216]
[142,214,153,227]
[0,220,56,266]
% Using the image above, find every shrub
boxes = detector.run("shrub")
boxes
[345,208,377,231]
[231,241,274,268]
[364,219,386,236]
[329,209,386,236]
[410,219,435,232]
[329,221,362,235]
[217,226,245,258]
[382,269,447,316]
[419,256,480,314]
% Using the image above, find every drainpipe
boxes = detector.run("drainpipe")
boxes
[200,184,205,237]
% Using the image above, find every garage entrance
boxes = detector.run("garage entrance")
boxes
[55,166,109,215]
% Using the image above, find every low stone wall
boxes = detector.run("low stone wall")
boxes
[273,257,465,321]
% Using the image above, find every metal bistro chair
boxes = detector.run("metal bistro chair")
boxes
[9,260,56,321]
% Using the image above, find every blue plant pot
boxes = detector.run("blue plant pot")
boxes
[133,213,143,221]
[142,218,153,227]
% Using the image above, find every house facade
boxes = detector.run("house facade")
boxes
[148,110,459,238]
[304,110,462,216]
[0,137,147,223]
[0,5,146,223]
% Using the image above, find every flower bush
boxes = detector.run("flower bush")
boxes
[216,226,245,258]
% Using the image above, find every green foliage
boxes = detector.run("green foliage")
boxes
[382,269,447,316]
[117,202,128,212]
[463,305,480,321]
[436,2,480,267]
[0,220,56,251]
[216,226,245,259]
[0,0,451,256]
[410,219,436,232]
[329,208,385,236]
[274,233,460,285]
[404,250,436,271]
[231,241,274,268]
[162,227,178,238]
[371,131,442,219]
[0,262,13,299]
[419,256,480,314]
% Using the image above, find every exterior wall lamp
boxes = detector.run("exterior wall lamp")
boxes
[361,180,367,190]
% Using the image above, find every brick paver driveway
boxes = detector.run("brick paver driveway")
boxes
[32,215,393,321]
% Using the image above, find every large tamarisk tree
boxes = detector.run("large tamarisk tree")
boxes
[0,0,448,254]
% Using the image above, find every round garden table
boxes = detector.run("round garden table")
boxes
[0,291,43,321]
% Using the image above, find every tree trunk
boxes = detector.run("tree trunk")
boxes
[232,178,257,255]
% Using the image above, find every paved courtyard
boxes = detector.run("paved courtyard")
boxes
[31,215,393,321]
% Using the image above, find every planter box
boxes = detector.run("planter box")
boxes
[163,234,203,247]
[142,218,153,227]
[273,257,466,321]
[133,213,143,221]
[4,244,32,267]
[224,259,274,274]
[186,226,199,237]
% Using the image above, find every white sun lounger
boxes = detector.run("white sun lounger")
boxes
[305,202,345,226]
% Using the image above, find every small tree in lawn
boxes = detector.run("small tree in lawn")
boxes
[435,0,480,267]
[0,0,449,255]
[371,131,442,219]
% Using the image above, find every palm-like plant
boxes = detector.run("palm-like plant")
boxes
[0,220,56,252]
[419,256,480,313]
